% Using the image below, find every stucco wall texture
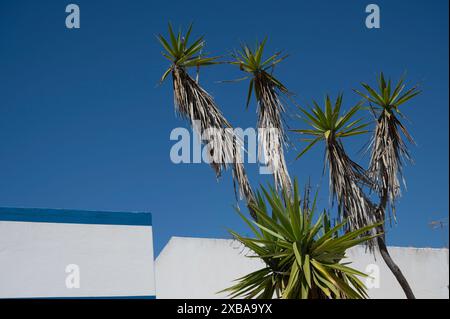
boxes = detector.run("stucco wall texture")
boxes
[155,237,449,299]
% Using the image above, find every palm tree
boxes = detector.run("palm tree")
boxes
[158,24,254,218]
[230,39,292,196]
[292,94,379,249]
[158,24,256,217]
[355,73,420,299]
[222,179,381,299]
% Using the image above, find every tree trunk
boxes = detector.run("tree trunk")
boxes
[376,225,416,299]
[376,188,416,299]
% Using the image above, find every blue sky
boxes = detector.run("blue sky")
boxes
[0,0,448,255]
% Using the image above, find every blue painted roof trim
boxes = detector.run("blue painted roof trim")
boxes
[0,207,152,226]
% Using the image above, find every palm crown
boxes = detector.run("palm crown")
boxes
[354,72,421,116]
[293,94,369,159]
[157,23,218,83]
[231,38,289,107]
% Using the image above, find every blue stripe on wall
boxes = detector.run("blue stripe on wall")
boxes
[0,207,152,226]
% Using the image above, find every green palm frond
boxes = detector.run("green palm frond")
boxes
[157,23,218,83]
[292,94,369,159]
[231,38,289,107]
[353,72,421,115]
[221,179,381,299]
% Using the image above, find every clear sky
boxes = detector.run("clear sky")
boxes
[0,0,448,255]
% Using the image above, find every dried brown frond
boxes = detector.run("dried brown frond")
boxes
[326,138,380,250]
[172,67,256,213]
[369,111,414,219]
[254,74,292,196]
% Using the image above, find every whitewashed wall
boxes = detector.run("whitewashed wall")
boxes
[155,237,449,299]
[0,208,155,299]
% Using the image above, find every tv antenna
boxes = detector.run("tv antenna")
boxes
[429,217,449,248]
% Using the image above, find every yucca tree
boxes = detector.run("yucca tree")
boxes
[292,94,379,248]
[222,179,380,299]
[355,73,420,299]
[230,39,292,196]
[355,73,419,213]
[158,24,255,214]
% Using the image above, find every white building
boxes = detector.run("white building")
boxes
[155,236,449,299]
